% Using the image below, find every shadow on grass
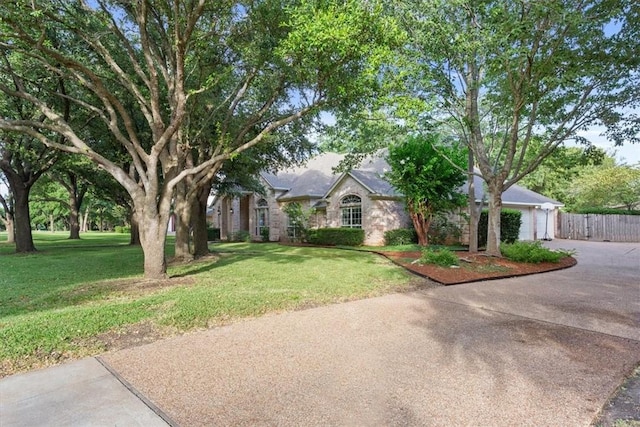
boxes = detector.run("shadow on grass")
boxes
[1,242,389,317]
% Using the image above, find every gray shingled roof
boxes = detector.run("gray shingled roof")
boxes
[348,170,401,196]
[472,175,563,206]
[261,152,561,207]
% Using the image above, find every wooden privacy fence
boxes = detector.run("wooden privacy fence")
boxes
[558,213,640,242]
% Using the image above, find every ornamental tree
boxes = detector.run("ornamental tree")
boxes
[385,134,467,246]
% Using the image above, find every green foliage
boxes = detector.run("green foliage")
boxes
[568,165,640,211]
[283,202,311,242]
[308,228,364,246]
[501,241,571,264]
[384,228,418,245]
[207,228,221,241]
[420,247,459,267]
[571,208,640,215]
[385,134,467,244]
[260,227,270,242]
[427,215,462,245]
[478,209,522,248]
[114,226,131,234]
[519,145,609,204]
[231,230,251,243]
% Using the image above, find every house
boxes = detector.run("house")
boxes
[209,152,563,245]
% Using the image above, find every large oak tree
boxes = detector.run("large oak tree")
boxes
[0,0,401,278]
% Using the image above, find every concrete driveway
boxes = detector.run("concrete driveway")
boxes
[2,240,639,426]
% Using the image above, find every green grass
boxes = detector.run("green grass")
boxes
[0,233,415,375]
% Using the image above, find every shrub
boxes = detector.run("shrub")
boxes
[308,228,364,246]
[501,241,569,263]
[231,230,251,242]
[420,247,459,267]
[478,209,522,247]
[114,226,131,234]
[207,228,221,241]
[428,216,462,245]
[260,227,270,242]
[384,228,418,246]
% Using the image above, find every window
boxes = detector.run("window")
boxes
[255,199,269,235]
[340,195,362,228]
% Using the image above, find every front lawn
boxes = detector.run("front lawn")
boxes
[0,233,418,376]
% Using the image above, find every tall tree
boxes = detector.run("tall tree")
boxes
[385,135,467,246]
[0,1,402,278]
[388,0,640,256]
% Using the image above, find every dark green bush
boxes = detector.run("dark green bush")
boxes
[260,227,270,242]
[572,207,640,215]
[384,228,418,245]
[501,241,566,263]
[308,228,365,246]
[478,209,522,247]
[207,228,221,241]
[114,226,131,234]
[421,247,459,267]
[231,230,251,242]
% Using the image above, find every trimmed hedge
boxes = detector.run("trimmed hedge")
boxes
[384,228,418,245]
[207,228,221,241]
[572,207,640,216]
[308,228,365,246]
[478,209,522,248]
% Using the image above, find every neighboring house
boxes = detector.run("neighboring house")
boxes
[210,152,563,245]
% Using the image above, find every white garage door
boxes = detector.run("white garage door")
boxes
[517,207,532,241]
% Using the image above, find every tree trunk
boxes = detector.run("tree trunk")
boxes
[13,185,36,252]
[68,193,80,239]
[4,215,15,243]
[191,193,209,257]
[173,184,193,261]
[129,211,141,245]
[467,150,480,253]
[137,207,169,280]
[410,210,430,246]
[485,185,503,257]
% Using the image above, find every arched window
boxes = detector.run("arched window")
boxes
[340,195,362,228]
[255,198,269,236]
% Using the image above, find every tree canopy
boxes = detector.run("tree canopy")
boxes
[0,0,403,277]
[385,135,467,245]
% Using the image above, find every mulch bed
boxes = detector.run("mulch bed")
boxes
[379,251,577,285]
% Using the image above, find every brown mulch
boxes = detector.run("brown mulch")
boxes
[379,251,577,285]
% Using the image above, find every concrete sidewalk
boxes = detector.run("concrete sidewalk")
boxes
[0,357,171,426]
[1,240,639,426]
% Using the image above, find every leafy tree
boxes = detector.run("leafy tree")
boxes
[329,0,639,255]
[385,135,467,246]
[569,164,640,210]
[0,1,402,278]
[399,0,640,256]
[519,144,608,204]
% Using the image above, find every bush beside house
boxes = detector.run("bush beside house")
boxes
[308,228,365,246]
[478,209,522,248]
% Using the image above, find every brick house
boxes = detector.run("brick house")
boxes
[209,152,563,245]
